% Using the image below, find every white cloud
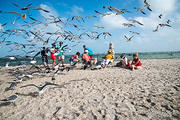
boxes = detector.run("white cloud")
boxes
[96,0,180,52]
[39,4,62,33]
[66,5,84,16]
[147,0,177,14]
[100,13,129,29]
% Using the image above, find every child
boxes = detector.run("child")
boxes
[131,53,142,70]
[50,44,57,70]
[109,42,115,54]
[82,50,91,69]
[117,53,130,68]
[69,52,80,66]
[101,49,114,68]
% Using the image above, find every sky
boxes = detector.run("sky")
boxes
[0,0,180,57]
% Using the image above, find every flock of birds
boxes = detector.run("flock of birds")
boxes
[1,61,72,106]
[0,0,173,57]
[94,0,172,41]
[0,0,173,105]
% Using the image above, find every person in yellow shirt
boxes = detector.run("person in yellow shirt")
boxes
[101,49,114,68]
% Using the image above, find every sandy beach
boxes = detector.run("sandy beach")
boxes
[0,58,180,120]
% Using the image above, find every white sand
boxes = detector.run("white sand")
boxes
[0,59,180,120]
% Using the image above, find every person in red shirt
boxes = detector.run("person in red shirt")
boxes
[82,50,91,69]
[131,53,142,70]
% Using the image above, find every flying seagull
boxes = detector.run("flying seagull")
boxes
[159,24,171,27]
[20,82,60,94]
[122,23,135,27]
[167,19,171,24]
[129,19,143,26]
[129,31,140,35]
[144,0,152,11]
[8,12,27,20]
[159,14,163,19]
[153,25,159,32]
[124,35,134,42]
[134,7,146,14]
[94,10,111,17]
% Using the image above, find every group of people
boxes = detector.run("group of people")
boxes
[33,41,142,71]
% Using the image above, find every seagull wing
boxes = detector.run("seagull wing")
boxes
[20,84,39,89]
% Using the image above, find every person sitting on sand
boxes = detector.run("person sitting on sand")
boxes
[83,45,93,60]
[69,52,81,66]
[101,49,114,68]
[117,53,130,68]
[82,50,91,70]
[130,53,142,70]
[50,44,57,70]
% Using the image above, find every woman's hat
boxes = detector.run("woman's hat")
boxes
[85,50,88,53]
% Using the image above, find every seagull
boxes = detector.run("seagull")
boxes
[6,17,20,25]
[85,16,97,19]
[167,19,171,24]
[110,7,123,15]
[30,60,37,64]
[103,32,112,39]
[94,10,111,17]
[12,3,49,13]
[29,17,47,26]
[122,23,135,27]
[8,12,27,20]
[159,14,163,19]
[12,3,32,10]
[129,19,143,26]
[134,7,146,14]
[129,31,140,35]
[1,93,19,103]
[72,24,80,31]
[94,25,104,29]
[120,9,130,13]
[159,24,171,27]
[124,35,134,42]
[5,62,9,67]
[153,25,159,32]
[0,23,7,31]
[103,5,112,11]
[20,82,60,94]
[144,0,152,11]
[52,67,70,80]
[6,56,17,60]
[5,81,17,91]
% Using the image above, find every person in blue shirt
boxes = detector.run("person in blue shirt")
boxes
[83,45,93,60]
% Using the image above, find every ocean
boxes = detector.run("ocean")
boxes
[0,51,180,67]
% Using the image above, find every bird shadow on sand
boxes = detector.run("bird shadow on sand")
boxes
[49,83,71,90]
[16,92,39,98]
[50,78,89,89]
[0,102,11,107]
